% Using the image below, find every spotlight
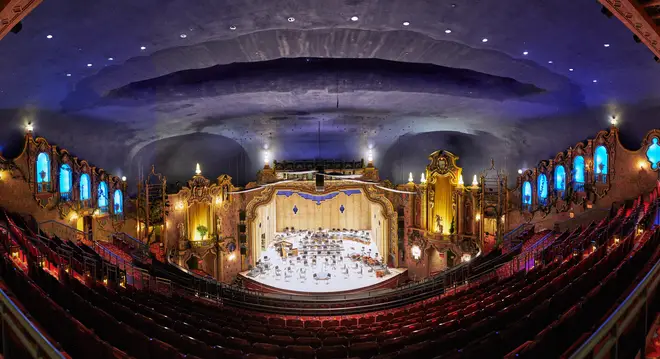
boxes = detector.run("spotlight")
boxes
[523,51,528,55]
[593,79,598,83]
[603,44,610,47]
[569,68,574,72]
[180,33,187,38]
[600,6,613,18]
[108,57,114,61]
[87,63,93,67]
[548,60,553,64]
[66,73,72,77]
[482,38,488,43]
[140,46,146,50]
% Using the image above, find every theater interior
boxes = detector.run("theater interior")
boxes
[0,0,659,358]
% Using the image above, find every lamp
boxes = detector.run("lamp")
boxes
[610,115,617,126]
[195,163,201,175]
[411,245,422,260]
[367,149,373,163]
[475,213,481,221]
[408,172,414,183]
[264,151,270,167]
[458,174,464,187]
[25,123,33,132]
[420,173,426,184]
[121,176,126,182]
[472,175,479,187]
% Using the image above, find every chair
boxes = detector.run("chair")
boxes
[284,345,315,359]
[349,341,379,358]
[251,342,282,357]
[295,336,322,348]
[316,345,348,359]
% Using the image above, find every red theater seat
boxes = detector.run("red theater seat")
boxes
[349,341,379,358]
[287,318,304,328]
[323,336,349,346]
[295,336,322,348]
[251,342,282,357]
[316,344,348,359]
[284,344,316,359]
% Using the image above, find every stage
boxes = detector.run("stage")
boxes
[239,230,407,294]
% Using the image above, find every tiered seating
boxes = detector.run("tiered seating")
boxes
[0,193,656,358]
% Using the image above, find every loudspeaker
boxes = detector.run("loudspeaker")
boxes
[633,35,641,43]
[10,22,22,34]
[600,6,613,18]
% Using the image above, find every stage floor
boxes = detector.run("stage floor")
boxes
[240,231,405,294]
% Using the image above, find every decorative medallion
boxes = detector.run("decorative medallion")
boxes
[340,204,345,213]
[647,137,660,170]
[293,205,298,215]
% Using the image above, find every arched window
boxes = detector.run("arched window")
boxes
[538,174,548,204]
[573,155,585,191]
[80,174,91,200]
[59,164,72,201]
[594,145,608,183]
[36,152,50,192]
[555,165,566,192]
[522,181,532,210]
[98,181,109,213]
[113,190,123,214]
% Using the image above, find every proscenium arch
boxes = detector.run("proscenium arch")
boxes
[244,184,398,269]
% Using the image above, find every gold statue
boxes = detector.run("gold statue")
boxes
[435,215,443,234]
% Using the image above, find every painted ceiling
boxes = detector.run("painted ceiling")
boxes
[1,0,659,186]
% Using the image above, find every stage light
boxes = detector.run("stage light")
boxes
[472,175,479,187]
[403,21,410,26]
[351,16,359,21]
[408,172,414,183]
[445,29,452,34]
[517,169,523,174]
[420,173,426,184]
[25,123,33,132]
[121,176,126,181]
[458,174,464,187]
[610,115,617,126]
[195,163,201,175]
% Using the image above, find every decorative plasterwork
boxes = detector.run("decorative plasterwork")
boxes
[597,0,660,60]
[642,129,660,171]
[179,174,221,205]
[0,0,43,41]
[426,150,461,184]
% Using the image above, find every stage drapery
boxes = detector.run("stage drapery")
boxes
[274,191,371,231]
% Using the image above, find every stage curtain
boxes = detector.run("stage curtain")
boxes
[433,175,454,234]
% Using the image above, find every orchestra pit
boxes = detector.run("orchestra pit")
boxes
[1,1,660,358]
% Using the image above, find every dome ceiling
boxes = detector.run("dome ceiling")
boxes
[0,0,659,185]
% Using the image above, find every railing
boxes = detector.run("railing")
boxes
[111,232,149,261]
[570,252,660,359]
[0,288,65,358]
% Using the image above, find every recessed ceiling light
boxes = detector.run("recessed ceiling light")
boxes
[87,63,92,67]
[548,61,553,64]
[140,46,146,50]
[569,68,574,72]
[108,57,114,61]
[351,16,359,21]
[523,51,528,55]
[229,25,236,30]
[287,17,295,22]
[482,38,488,43]
[403,21,410,26]
[593,79,598,83]
[66,73,71,77]
[46,34,53,39]
[445,29,452,34]
[604,43,610,47]
[180,33,187,38]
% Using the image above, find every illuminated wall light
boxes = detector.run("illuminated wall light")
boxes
[458,174,464,187]
[411,245,422,260]
[140,46,146,50]
[518,169,523,174]
[264,151,270,165]
[610,116,618,126]
[70,212,78,221]
[638,160,646,170]
[367,149,373,163]
[402,21,410,26]
[408,172,414,183]
[229,25,237,30]
[472,175,479,187]
[228,253,236,261]
[121,176,126,181]
[350,16,359,21]
[215,197,222,205]
[475,213,481,221]
[445,29,452,34]
[195,163,201,175]
[420,173,426,184]
[175,202,185,211]
[25,123,34,132]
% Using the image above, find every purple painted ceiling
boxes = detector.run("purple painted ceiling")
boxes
[0,0,658,185]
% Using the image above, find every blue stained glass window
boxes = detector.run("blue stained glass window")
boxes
[594,146,608,174]
[59,164,72,200]
[80,174,91,200]
[647,138,660,169]
[36,152,50,183]
[538,174,548,200]
[555,165,566,191]
[113,190,123,214]
[522,181,532,205]
[573,156,585,183]
[98,181,108,212]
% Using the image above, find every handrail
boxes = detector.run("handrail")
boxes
[570,238,660,358]
[113,232,148,250]
[37,220,85,236]
[0,288,65,359]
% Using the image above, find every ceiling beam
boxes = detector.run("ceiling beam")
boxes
[598,0,660,59]
[0,0,43,41]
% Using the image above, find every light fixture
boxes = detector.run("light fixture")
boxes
[140,46,146,50]
[215,197,222,205]
[175,202,184,211]
[458,174,464,186]
[403,21,410,26]
[287,17,295,22]
[411,245,422,260]
[638,160,646,170]
[593,79,598,83]
[69,212,78,221]
[180,33,187,38]
[228,253,236,261]
[229,25,237,30]
[569,68,574,72]
[482,38,488,42]
[408,172,414,183]
[108,57,114,61]
[87,63,92,67]
[195,163,201,175]
[610,115,617,126]
[420,173,426,184]
[264,151,270,165]
[121,176,127,181]
[523,51,528,55]
[25,123,33,132]
[604,43,610,47]
[46,34,53,39]
[548,60,553,64]
[472,175,479,187]
[351,16,359,21]
[367,149,373,163]
[66,73,72,77]
[475,213,481,221]
[445,29,452,34]
[517,169,523,174]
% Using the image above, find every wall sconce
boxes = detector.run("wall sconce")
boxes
[367,149,373,163]
[461,254,472,262]
[501,214,505,222]
[264,151,270,166]
[458,174,464,187]
[228,253,236,261]
[121,176,127,182]
[638,160,647,170]
[195,163,201,175]
[517,169,523,174]
[411,245,422,260]
[472,175,479,187]
[69,212,78,222]
[175,202,184,211]
[25,123,34,132]
[475,213,481,221]
[408,172,414,183]
[420,173,426,184]
[610,115,617,126]
[215,197,222,205]
[614,237,620,244]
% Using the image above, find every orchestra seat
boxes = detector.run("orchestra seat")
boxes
[284,344,316,359]
[316,344,348,359]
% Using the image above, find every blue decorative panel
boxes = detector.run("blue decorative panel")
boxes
[277,189,362,205]
[80,174,91,200]
[59,164,72,194]
[522,181,532,205]
[537,174,548,199]
[594,146,608,174]
[98,181,108,210]
[573,156,585,183]
[647,137,660,169]
[36,153,50,183]
[555,165,566,191]
[113,190,123,213]
[340,204,345,213]
[293,205,298,215]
